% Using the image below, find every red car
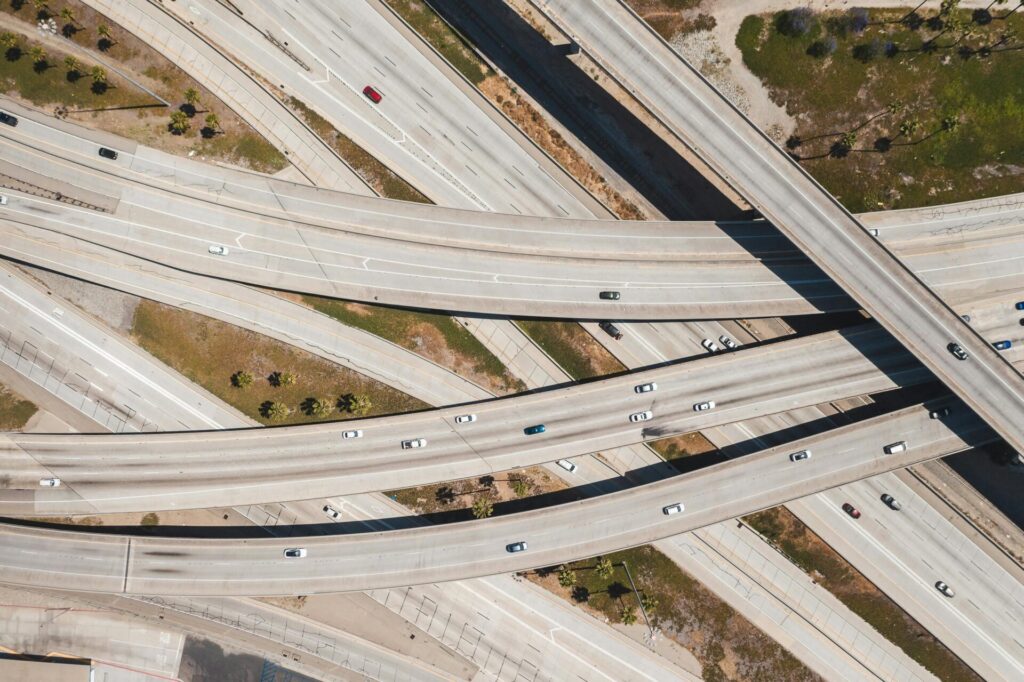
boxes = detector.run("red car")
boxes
[842,502,861,519]
[362,85,382,103]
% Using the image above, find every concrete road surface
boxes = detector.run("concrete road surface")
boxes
[0,324,934,513]
[536,0,1024,457]
[0,403,995,596]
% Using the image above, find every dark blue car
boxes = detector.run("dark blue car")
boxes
[523,424,546,435]
[993,340,1013,351]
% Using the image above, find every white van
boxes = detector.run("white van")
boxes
[883,441,907,455]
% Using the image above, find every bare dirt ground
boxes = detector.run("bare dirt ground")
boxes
[389,465,566,516]
[479,75,646,219]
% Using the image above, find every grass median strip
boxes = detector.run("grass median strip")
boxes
[744,506,981,681]
[131,299,426,426]
[302,296,523,395]
[514,320,625,380]
[0,382,37,431]
[531,545,818,682]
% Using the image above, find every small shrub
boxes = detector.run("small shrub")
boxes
[808,36,837,57]
[776,8,817,37]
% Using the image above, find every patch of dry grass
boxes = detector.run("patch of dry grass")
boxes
[130,299,426,426]
[0,382,36,431]
[745,506,981,680]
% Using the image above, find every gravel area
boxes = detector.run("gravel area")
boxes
[16,264,140,334]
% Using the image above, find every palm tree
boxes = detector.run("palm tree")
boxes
[471,497,494,519]
[184,87,200,109]
[90,65,107,85]
[310,398,333,417]
[31,0,48,13]
[558,565,577,587]
[898,118,920,139]
[231,371,253,389]
[169,110,190,134]
[941,115,960,132]
[640,593,659,612]
[620,607,638,626]
[595,556,614,579]
[887,100,904,116]
[840,131,857,150]
[28,45,46,65]
[60,7,76,26]
[347,394,372,416]
[204,112,220,131]
[63,55,79,73]
[0,32,17,51]
[266,402,291,421]
[279,371,296,386]
[510,477,529,497]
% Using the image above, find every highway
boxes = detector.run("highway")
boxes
[535,0,1024,455]
[794,474,1024,680]
[0,402,994,596]
[6,105,1024,317]
[147,0,599,216]
[0,324,933,513]
[0,260,694,682]
[77,0,373,195]
[0,225,490,407]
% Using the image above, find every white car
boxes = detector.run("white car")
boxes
[556,459,577,473]
[0,195,8,205]
[701,338,719,353]
[39,477,61,487]
[454,414,477,424]
[789,450,812,462]
[693,401,715,411]
[634,382,657,393]
[283,548,307,558]
[402,438,427,449]
[342,429,363,439]
[208,244,229,256]
[719,335,737,349]
[323,505,341,520]
[883,441,907,455]
[662,502,684,515]
[630,410,653,422]
[935,581,955,598]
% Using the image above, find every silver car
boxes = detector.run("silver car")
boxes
[630,410,653,422]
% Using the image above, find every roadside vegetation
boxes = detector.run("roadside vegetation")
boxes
[130,300,426,426]
[737,4,1024,211]
[514,320,625,379]
[384,0,646,218]
[745,506,981,681]
[626,0,716,39]
[0,382,36,430]
[532,545,818,681]
[0,0,286,171]
[302,296,523,395]
[648,431,723,472]
[287,96,429,203]
[387,466,567,521]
